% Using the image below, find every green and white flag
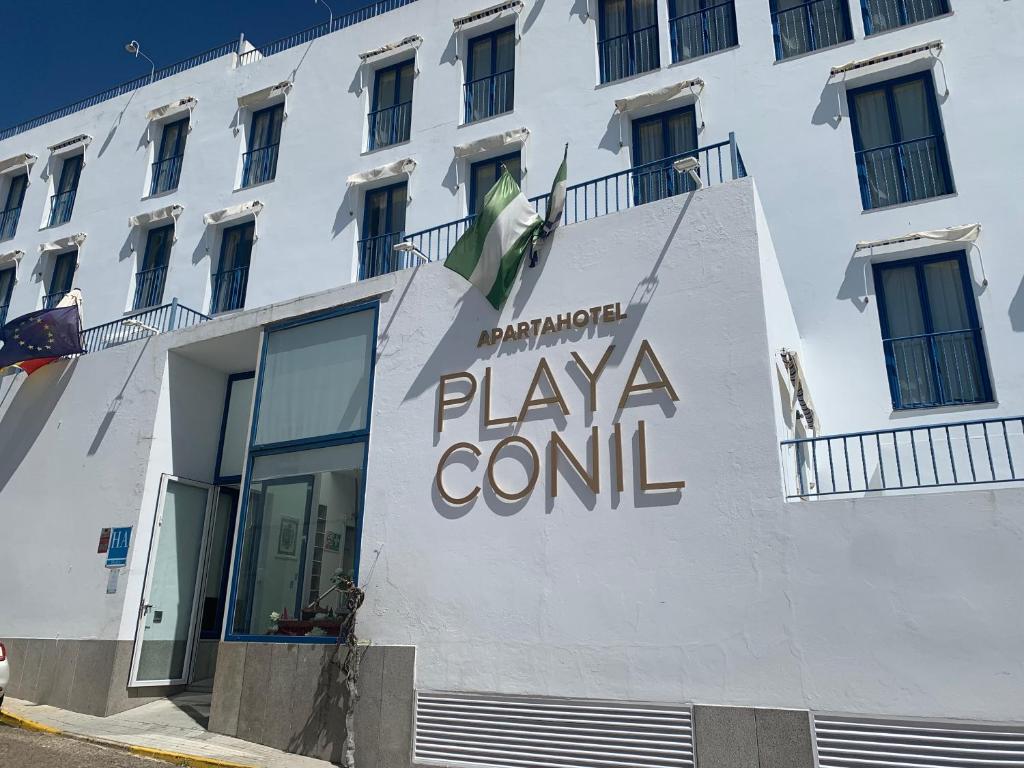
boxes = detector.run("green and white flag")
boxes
[541,144,568,238]
[445,169,542,310]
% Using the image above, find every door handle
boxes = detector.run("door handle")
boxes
[140,602,153,618]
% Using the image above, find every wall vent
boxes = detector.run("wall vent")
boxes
[814,713,1024,767]
[415,690,694,768]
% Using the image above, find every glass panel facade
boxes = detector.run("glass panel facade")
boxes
[218,375,256,480]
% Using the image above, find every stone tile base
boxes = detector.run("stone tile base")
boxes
[693,704,815,768]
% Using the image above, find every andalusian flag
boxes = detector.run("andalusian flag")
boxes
[445,169,542,310]
[541,144,568,238]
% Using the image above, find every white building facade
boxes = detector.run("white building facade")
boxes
[1,1,1023,767]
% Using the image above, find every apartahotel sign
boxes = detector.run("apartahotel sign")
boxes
[433,301,685,505]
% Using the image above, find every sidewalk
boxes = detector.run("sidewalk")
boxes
[0,691,336,768]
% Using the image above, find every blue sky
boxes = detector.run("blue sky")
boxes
[2,0,369,130]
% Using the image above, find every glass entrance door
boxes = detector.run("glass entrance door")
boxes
[130,476,214,686]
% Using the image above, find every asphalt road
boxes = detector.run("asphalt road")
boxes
[0,723,165,767]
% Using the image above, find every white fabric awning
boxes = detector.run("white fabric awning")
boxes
[454,127,529,159]
[146,97,197,122]
[614,79,704,114]
[346,158,417,186]
[359,35,422,62]
[48,135,92,156]
[129,204,184,228]
[0,153,37,175]
[203,201,263,226]
[855,223,980,251]
[830,40,942,78]
[39,233,87,254]
[237,82,292,109]
[454,0,523,29]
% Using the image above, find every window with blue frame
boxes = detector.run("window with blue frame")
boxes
[874,252,990,410]
[631,106,699,204]
[1,173,27,241]
[0,266,15,325]
[151,118,188,196]
[598,0,660,84]
[465,27,515,123]
[211,222,254,314]
[359,182,408,280]
[470,152,521,216]
[243,104,284,187]
[848,72,953,210]
[215,372,257,484]
[369,60,414,150]
[49,154,82,227]
[862,0,949,35]
[45,249,76,309]
[133,223,173,310]
[770,0,852,61]
[669,0,738,63]
[226,304,377,641]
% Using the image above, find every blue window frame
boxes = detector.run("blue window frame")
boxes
[133,223,173,310]
[49,154,82,227]
[369,60,414,150]
[44,250,76,309]
[211,222,254,314]
[631,105,699,204]
[225,302,378,644]
[874,251,991,410]
[598,0,660,83]
[1,173,27,241]
[243,104,284,187]
[200,486,239,640]
[359,182,408,280]
[847,71,954,210]
[0,266,15,325]
[862,0,949,35]
[669,0,738,63]
[470,152,522,216]
[151,118,188,196]
[465,27,515,123]
[770,0,852,61]
[214,371,256,485]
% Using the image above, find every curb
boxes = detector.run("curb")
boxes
[0,709,256,768]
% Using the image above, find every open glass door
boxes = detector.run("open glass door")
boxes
[129,476,215,687]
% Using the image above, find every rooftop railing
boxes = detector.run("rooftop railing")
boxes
[781,416,1024,499]
[80,299,209,353]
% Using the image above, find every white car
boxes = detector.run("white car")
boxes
[0,641,8,710]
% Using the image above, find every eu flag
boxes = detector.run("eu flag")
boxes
[0,306,85,371]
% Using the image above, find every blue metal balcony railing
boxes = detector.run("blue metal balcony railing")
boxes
[863,0,949,35]
[42,290,68,310]
[772,0,850,60]
[359,232,421,280]
[885,328,990,410]
[48,189,77,227]
[0,206,20,241]
[781,416,1024,499]
[132,264,169,310]
[670,1,738,63]
[242,144,280,187]
[210,266,250,314]
[398,134,746,266]
[368,101,412,150]
[464,70,514,124]
[857,135,952,210]
[80,299,210,353]
[150,155,184,196]
[599,24,660,84]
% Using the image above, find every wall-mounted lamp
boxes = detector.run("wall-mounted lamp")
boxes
[124,40,156,83]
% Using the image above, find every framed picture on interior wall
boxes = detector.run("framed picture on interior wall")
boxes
[278,516,299,558]
[325,530,342,553]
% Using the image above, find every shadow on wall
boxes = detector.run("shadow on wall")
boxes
[812,82,845,129]
[1010,276,1024,332]
[0,359,77,494]
[570,0,591,22]
[836,250,873,313]
[88,339,152,457]
[289,646,349,763]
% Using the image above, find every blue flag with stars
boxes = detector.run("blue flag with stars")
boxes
[0,306,84,371]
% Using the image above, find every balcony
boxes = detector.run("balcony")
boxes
[856,135,953,210]
[49,189,77,227]
[781,416,1024,499]
[884,328,989,410]
[670,1,738,63]
[241,144,280,188]
[132,264,169,310]
[81,300,209,353]
[598,25,660,84]
[862,0,949,35]
[358,232,422,280]
[464,70,514,124]
[211,266,249,314]
[368,101,412,150]
[43,290,68,309]
[772,0,851,60]
[0,206,20,241]
[150,155,184,196]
